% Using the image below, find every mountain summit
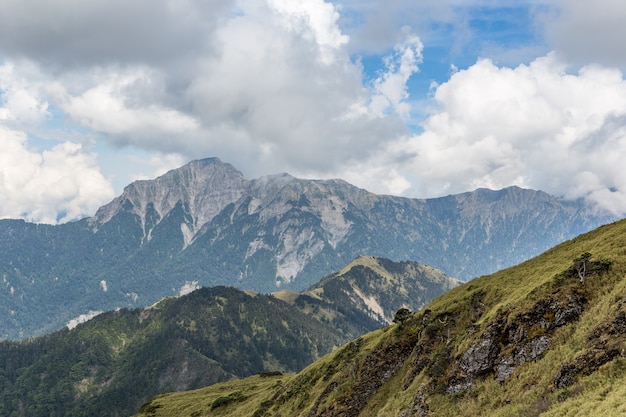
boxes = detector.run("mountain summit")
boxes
[0,157,616,338]
[91,158,249,246]
[86,158,613,285]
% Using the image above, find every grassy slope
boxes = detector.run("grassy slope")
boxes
[134,218,626,417]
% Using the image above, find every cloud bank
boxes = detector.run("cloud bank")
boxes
[383,54,626,215]
[1,0,626,222]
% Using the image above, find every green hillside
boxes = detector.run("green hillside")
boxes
[134,219,626,416]
[0,287,347,417]
[1,159,613,340]
[0,256,456,417]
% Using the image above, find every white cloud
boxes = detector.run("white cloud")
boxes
[268,0,349,64]
[180,0,410,176]
[369,28,423,118]
[0,0,229,68]
[127,153,187,182]
[0,127,115,223]
[59,67,200,146]
[2,0,626,223]
[0,0,413,186]
[0,62,50,126]
[360,53,626,215]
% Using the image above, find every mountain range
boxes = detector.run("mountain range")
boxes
[0,157,614,339]
[0,256,458,417]
[134,217,626,417]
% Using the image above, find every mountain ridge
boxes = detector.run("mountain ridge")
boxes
[0,157,616,339]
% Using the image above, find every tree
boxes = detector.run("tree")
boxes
[573,252,592,284]
[393,308,413,324]
[561,252,612,285]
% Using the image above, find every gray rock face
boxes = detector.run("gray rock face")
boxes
[91,158,249,246]
[460,317,505,376]
[450,287,586,391]
[89,158,615,287]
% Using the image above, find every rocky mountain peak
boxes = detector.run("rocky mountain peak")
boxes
[90,158,249,243]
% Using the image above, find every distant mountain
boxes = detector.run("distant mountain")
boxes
[0,157,615,339]
[0,257,455,417]
[133,219,626,417]
[276,255,460,331]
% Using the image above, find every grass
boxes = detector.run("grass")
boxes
[135,374,293,417]
[134,219,626,417]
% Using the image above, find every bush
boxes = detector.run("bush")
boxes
[393,308,413,324]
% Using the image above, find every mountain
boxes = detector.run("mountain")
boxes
[275,255,461,331]
[0,287,343,417]
[0,157,615,339]
[0,257,455,417]
[133,218,626,417]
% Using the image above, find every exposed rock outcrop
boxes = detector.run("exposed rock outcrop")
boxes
[554,304,626,389]
[446,286,587,393]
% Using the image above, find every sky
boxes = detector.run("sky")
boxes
[1,0,626,224]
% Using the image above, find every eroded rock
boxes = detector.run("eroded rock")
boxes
[449,288,586,391]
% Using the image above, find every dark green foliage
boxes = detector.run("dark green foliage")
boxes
[259,371,283,378]
[556,252,612,284]
[0,169,614,340]
[210,392,247,410]
[0,287,348,417]
[393,308,413,324]
[426,348,452,378]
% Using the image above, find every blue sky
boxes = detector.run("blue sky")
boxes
[1,0,626,223]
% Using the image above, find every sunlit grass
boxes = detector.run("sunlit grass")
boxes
[134,219,626,417]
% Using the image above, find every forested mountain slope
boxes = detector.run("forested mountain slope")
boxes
[0,257,456,417]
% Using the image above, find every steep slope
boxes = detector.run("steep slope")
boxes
[276,256,461,334]
[0,256,456,417]
[133,219,626,417]
[0,157,614,339]
[90,158,249,247]
[0,286,346,417]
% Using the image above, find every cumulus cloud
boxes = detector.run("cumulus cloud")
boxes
[357,53,626,215]
[0,127,115,223]
[0,0,417,223]
[179,0,410,175]
[1,0,414,183]
[0,61,50,126]
[58,67,200,145]
[0,0,229,69]
[370,29,423,118]
[268,0,349,63]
